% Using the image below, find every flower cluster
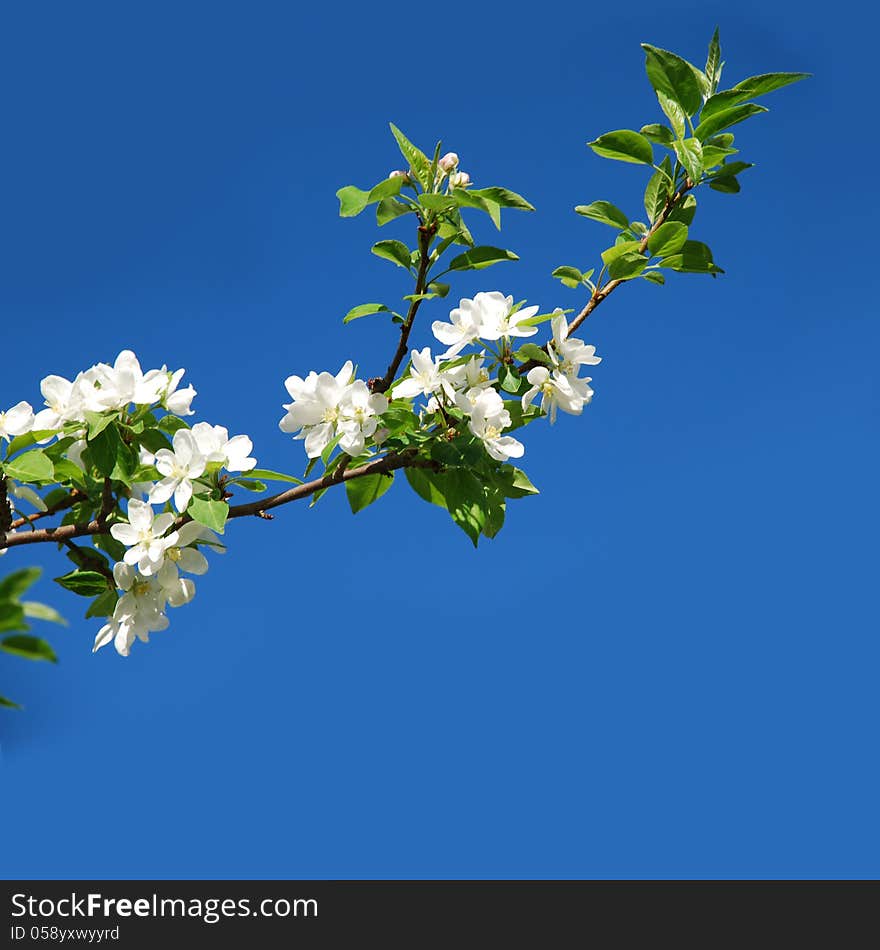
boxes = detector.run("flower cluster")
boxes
[390,150,472,193]
[278,361,388,458]
[94,500,224,656]
[278,292,600,466]
[1,349,256,654]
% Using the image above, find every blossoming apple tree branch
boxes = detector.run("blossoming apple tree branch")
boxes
[0,30,807,707]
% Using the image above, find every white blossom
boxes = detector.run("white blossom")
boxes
[109,499,177,576]
[279,360,354,459]
[338,382,388,456]
[391,348,444,400]
[467,389,524,462]
[474,293,539,342]
[148,429,207,513]
[548,311,602,376]
[520,366,593,423]
[0,401,34,442]
[432,300,484,357]
[190,422,256,473]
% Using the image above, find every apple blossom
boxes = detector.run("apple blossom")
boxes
[149,429,207,512]
[467,389,524,462]
[0,402,34,443]
[109,499,177,576]
[390,348,445,400]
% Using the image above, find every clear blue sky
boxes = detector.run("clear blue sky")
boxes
[2,0,877,879]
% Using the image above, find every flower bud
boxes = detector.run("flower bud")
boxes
[449,170,471,189]
[389,169,410,180]
[438,152,459,173]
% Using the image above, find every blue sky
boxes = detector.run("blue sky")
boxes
[1,1,877,878]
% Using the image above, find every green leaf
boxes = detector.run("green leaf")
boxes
[657,91,686,139]
[376,197,411,226]
[389,123,433,190]
[229,478,267,493]
[448,246,519,271]
[647,221,688,258]
[498,466,539,498]
[551,266,585,289]
[673,138,704,184]
[468,186,535,211]
[574,200,630,229]
[247,469,304,485]
[0,567,42,601]
[640,123,675,145]
[137,428,173,455]
[667,194,697,226]
[514,343,553,366]
[419,193,458,213]
[157,415,190,435]
[188,497,229,534]
[708,160,753,179]
[343,303,393,324]
[601,241,648,280]
[404,467,447,509]
[443,469,486,546]
[368,177,405,202]
[642,270,666,285]
[0,602,27,633]
[4,430,56,458]
[1,634,57,663]
[346,471,394,514]
[371,240,412,269]
[733,72,810,97]
[660,240,723,274]
[0,695,22,710]
[21,601,67,625]
[709,176,741,194]
[699,88,753,124]
[3,449,54,484]
[588,130,653,165]
[694,103,768,142]
[705,27,723,96]
[85,588,118,620]
[641,43,703,115]
[87,424,123,478]
[336,185,370,218]
[644,167,671,223]
[54,570,110,597]
[84,410,116,440]
[428,281,450,298]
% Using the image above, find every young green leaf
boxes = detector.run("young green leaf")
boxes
[660,240,723,274]
[574,200,630,229]
[376,197,411,226]
[601,242,648,280]
[21,601,67,625]
[644,168,671,223]
[640,123,675,145]
[448,247,519,271]
[641,44,704,115]
[1,634,57,662]
[346,472,394,514]
[0,695,22,709]
[468,186,535,211]
[552,266,585,289]
[3,449,54,484]
[694,103,768,142]
[0,567,42,602]
[371,240,412,269]
[54,570,110,597]
[336,185,371,218]
[389,123,433,190]
[343,303,394,324]
[673,138,704,184]
[247,468,304,485]
[705,27,723,96]
[733,72,810,97]
[188,497,229,534]
[657,91,686,139]
[646,221,688,258]
[588,130,653,165]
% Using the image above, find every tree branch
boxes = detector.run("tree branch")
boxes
[0,452,440,551]
[372,223,436,394]
[9,489,83,531]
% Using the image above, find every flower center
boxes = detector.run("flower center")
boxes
[132,579,151,597]
[541,381,555,397]
[322,406,339,423]
[484,425,501,440]
[167,546,182,563]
